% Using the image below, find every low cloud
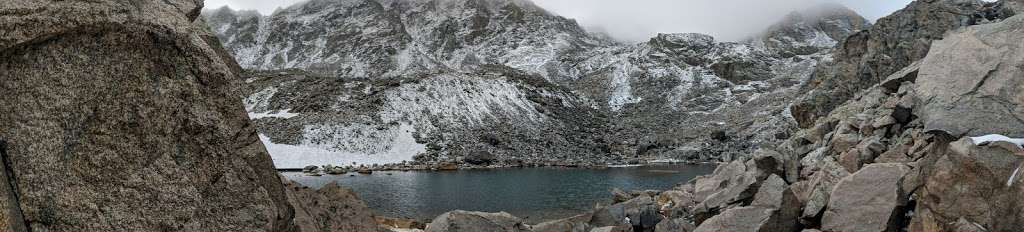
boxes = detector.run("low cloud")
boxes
[204,0,915,42]
[533,0,914,42]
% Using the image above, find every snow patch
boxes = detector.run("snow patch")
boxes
[244,86,278,112]
[970,134,1024,147]
[249,109,300,119]
[262,123,426,169]
[968,134,1024,187]
[608,65,642,111]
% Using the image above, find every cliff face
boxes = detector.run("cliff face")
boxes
[0,0,297,231]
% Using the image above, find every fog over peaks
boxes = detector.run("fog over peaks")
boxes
[204,0,916,42]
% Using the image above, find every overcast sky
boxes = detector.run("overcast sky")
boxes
[204,0,914,42]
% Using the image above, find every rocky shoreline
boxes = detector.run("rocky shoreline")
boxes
[292,159,716,176]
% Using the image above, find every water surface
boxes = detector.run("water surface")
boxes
[282,164,715,223]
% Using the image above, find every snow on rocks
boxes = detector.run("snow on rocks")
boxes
[248,109,301,119]
[379,74,548,134]
[207,0,875,167]
[970,134,1024,148]
[262,123,426,169]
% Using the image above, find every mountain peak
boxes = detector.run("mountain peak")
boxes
[652,33,715,44]
[754,3,870,57]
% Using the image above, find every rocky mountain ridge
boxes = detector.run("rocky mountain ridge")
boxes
[205,0,870,168]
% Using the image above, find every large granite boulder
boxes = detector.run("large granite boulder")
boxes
[915,14,1024,137]
[606,195,661,231]
[693,175,800,232]
[749,175,800,231]
[693,161,748,202]
[0,0,295,231]
[793,135,851,225]
[426,211,531,232]
[821,163,911,232]
[654,218,695,232]
[283,179,384,232]
[531,216,589,232]
[693,160,763,210]
[531,208,628,232]
[531,204,637,232]
[692,207,779,232]
[910,138,1024,231]
[657,189,698,218]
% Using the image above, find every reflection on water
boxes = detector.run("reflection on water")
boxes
[282,164,715,223]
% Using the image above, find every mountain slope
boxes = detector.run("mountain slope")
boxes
[241,67,615,168]
[205,0,870,168]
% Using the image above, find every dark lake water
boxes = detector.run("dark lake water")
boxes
[281,164,716,223]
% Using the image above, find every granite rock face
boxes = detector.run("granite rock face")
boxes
[0,0,296,231]
[790,0,1013,128]
[910,138,1024,231]
[821,164,911,232]
[915,14,1024,137]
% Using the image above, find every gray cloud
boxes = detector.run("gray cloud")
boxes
[204,0,915,42]
[533,0,914,42]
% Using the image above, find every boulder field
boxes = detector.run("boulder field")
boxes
[419,4,1024,232]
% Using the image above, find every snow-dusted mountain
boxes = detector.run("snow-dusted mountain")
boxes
[751,3,871,57]
[204,0,606,79]
[204,0,870,168]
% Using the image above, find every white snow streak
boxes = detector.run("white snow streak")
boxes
[968,134,1024,187]
[970,134,1024,148]
[1008,164,1022,187]
[248,109,300,119]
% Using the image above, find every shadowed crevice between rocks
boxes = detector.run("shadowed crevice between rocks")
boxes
[0,139,28,232]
